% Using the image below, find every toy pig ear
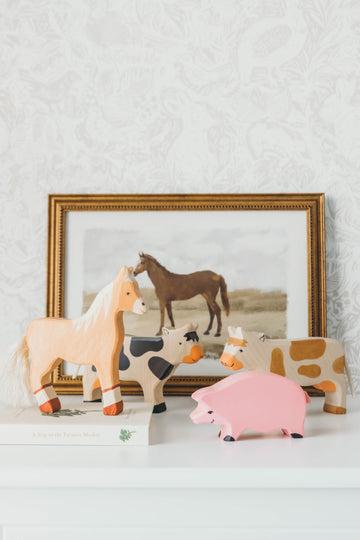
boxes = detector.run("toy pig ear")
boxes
[162,327,170,336]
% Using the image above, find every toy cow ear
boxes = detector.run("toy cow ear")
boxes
[194,322,199,331]
[128,266,134,274]
[235,327,244,338]
[162,327,170,336]
[259,333,265,342]
[228,326,236,335]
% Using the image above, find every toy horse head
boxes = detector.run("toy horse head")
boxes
[116,266,147,314]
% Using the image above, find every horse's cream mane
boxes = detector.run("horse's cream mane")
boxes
[73,281,114,332]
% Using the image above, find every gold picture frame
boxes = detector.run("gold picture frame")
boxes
[47,193,326,395]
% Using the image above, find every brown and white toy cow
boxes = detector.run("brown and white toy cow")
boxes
[220,327,355,414]
[83,323,204,413]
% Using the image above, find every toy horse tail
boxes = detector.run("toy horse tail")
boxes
[219,275,230,316]
[344,355,356,398]
[0,336,34,408]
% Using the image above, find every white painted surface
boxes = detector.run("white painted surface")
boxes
[0,395,359,489]
[4,528,360,540]
[0,396,360,537]
[0,1,360,391]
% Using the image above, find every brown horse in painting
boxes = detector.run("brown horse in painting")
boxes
[134,253,230,336]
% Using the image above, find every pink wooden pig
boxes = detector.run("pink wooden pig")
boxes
[190,371,311,441]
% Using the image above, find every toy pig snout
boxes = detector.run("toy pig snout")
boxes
[190,406,204,424]
[183,345,204,364]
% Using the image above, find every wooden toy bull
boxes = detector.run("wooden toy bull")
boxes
[191,371,310,441]
[83,323,204,413]
[220,327,355,414]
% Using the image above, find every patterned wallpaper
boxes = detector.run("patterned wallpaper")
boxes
[0,0,359,390]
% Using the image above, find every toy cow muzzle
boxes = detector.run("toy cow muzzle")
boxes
[183,345,204,364]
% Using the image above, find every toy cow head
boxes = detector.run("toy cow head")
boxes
[220,327,265,370]
[162,323,204,365]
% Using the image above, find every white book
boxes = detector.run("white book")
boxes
[0,397,153,446]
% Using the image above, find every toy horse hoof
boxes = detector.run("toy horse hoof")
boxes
[103,401,123,416]
[204,330,210,335]
[215,332,221,337]
[291,433,303,439]
[153,402,166,414]
[223,435,235,442]
[40,397,61,413]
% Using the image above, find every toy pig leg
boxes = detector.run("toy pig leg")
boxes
[30,359,61,413]
[220,423,242,442]
[321,376,346,414]
[95,359,123,416]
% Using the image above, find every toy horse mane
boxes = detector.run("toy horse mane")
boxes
[73,281,114,332]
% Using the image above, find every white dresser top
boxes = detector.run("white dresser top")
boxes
[0,394,358,489]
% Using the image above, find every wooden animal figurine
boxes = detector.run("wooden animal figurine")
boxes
[1,267,147,415]
[191,371,311,441]
[83,323,204,413]
[133,253,230,336]
[220,327,355,414]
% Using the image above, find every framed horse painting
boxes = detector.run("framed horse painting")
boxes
[47,193,326,395]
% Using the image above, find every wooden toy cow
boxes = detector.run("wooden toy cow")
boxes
[220,327,355,414]
[83,323,204,413]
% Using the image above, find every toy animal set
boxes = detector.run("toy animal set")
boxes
[0,260,354,443]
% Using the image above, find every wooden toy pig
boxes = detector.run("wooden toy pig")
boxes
[219,327,355,414]
[83,323,204,413]
[190,371,311,441]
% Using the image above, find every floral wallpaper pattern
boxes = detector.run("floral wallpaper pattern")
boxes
[0,0,359,390]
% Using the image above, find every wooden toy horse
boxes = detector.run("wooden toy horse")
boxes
[1,267,147,415]
[134,253,230,336]
[220,327,355,414]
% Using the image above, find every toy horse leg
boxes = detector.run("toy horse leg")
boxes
[30,359,61,413]
[82,365,102,402]
[318,376,347,414]
[95,361,123,416]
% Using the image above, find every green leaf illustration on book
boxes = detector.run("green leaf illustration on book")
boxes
[119,429,135,442]
[41,409,99,418]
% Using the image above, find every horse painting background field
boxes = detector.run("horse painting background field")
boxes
[66,210,294,377]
